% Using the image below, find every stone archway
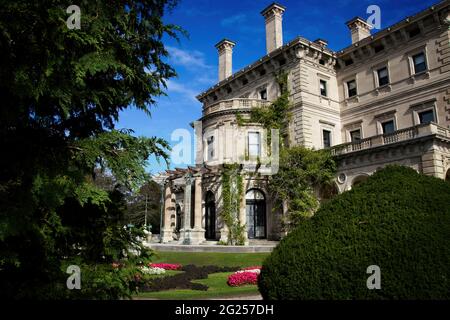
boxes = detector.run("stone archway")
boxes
[245,189,266,239]
[352,174,369,187]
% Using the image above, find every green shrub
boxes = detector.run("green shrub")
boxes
[258,166,450,299]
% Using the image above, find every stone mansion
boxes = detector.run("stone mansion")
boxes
[156,1,450,245]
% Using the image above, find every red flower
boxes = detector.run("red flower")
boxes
[148,263,182,270]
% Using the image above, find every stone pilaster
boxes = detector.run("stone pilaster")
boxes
[179,174,193,244]
[160,182,174,243]
[190,174,206,244]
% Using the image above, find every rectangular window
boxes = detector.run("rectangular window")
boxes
[418,109,435,124]
[259,89,267,100]
[381,120,395,134]
[248,132,261,157]
[322,130,331,148]
[347,80,357,97]
[320,80,327,97]
[207,136,214,160]
[412,53,427,74]
[377,67,389,87]
[350,129,361,142]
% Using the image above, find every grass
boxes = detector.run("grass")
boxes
[151,251,270,268]
[136,272,259,300]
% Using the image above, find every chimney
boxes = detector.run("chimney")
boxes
[261,3,286,54]
[346,17,371,44]
[215,39,236,82]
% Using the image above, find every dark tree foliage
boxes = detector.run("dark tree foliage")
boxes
[0,0,180,298]
[259,166,450,299]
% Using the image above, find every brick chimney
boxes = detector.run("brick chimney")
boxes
[215,39,236,82]
[261,3,286,54]
[346,17,371,44]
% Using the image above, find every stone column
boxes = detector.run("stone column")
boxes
[190,174,206,244]
[179,175,193,244]
[160,182,173,243]
[239,184,249,245]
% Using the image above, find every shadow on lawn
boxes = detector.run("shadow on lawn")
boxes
[140,265,239,292]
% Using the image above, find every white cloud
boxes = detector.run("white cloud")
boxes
[167,46,212,70]
[166,80,199,102]
[221,13,246,27]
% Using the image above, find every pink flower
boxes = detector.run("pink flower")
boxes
[227,271,259,287]
[149,263,182,270]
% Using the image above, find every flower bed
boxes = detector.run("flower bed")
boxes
[227,266,261,287]
[149,263,182,271]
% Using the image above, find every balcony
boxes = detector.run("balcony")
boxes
[331,123,450,156]
[202,98,271,117]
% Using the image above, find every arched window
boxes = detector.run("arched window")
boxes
[446,169,450,182]
[245,189,266,239]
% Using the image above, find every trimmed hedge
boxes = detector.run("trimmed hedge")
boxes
[258,166,450,299]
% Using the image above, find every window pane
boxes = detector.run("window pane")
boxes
[347,80,357,97]
[260,89,267,100]
[350,129,361,142]
[378,67,388,78]
[418,110,435,124]
[320,80,327,96]
[323,130,331,148]
[413,53,427,73]
[382,120,395,134]
[248,132,260,157]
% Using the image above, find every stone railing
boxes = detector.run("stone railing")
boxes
[331,122,450,156]
[202,98,271,117]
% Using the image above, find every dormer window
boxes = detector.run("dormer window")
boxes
[279,58,286,66]
[242,78,248,85]
[319,59,325,65]
[259,69,266,76]
[213,95,218,101]
[227,87,232,94]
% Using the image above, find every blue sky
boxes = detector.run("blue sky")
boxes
[115,0,438,175]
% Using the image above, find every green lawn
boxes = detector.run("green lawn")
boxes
[136,272,259,300]
[151,251,270,268]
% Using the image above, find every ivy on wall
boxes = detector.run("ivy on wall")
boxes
[221,163,246,245]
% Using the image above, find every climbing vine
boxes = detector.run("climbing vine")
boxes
[221,163,246,245]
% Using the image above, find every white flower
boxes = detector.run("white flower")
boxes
[140,266,166,275]
[236,269,261,274]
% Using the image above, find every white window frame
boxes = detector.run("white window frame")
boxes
[406,45,429,76]
[410,99,438,125]
[247,131,261,158]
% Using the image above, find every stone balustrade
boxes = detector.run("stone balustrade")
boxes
[331,122,450,156]
[202,98,272,116]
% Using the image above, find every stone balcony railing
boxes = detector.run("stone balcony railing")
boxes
[331,122,450,156]
[202,98,271,117]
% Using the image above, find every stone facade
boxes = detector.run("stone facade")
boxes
[157,2,450,244]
